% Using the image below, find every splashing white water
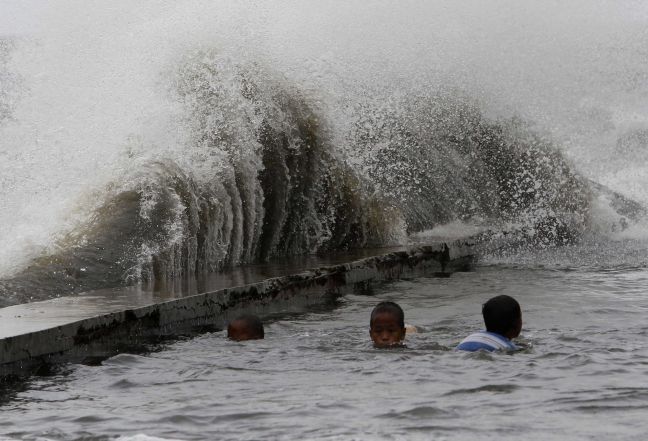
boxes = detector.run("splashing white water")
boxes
[1,1,648,278]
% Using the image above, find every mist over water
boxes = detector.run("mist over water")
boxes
[1,1,648,300]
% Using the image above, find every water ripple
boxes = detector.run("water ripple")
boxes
[444,384,519,396]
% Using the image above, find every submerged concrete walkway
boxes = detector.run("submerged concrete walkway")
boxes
[0,240,476,378]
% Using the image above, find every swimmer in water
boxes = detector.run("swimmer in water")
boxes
[369,301,406,348]
[227,314,265,341]
[456,294,522,352]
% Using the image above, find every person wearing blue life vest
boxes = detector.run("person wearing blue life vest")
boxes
[456,295,522,352]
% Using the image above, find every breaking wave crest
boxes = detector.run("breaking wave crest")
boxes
[0,47,642,306]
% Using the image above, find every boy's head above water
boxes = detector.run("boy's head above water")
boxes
[227,315,264,341]
[370,301,406,348]
[482,295,522,339]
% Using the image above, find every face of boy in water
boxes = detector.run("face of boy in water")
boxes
[370,312,406,348]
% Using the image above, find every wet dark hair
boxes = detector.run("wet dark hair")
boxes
[482,295,521,335]
[370,301,405,328]
[228,314,264,339]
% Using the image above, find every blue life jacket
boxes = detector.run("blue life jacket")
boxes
[456,331,517,352]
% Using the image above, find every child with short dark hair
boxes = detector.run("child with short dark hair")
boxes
[456,295,522,352]
[369,301,406,348]
[227,314,265,341]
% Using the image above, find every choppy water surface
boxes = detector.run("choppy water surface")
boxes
[3,243,648,441]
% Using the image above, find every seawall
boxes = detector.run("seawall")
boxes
[0,239,481,378]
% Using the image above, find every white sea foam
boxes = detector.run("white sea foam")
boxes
[1,1,647,277]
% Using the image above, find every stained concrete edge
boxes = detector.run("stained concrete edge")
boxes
[0,240,479,378]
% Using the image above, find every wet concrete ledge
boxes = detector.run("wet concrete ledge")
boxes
[0,239,477,378]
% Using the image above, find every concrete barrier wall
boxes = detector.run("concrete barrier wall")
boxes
[0,241,476,378]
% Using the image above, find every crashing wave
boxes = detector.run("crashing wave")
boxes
[0,50,638,306]
[349,92,592,245]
